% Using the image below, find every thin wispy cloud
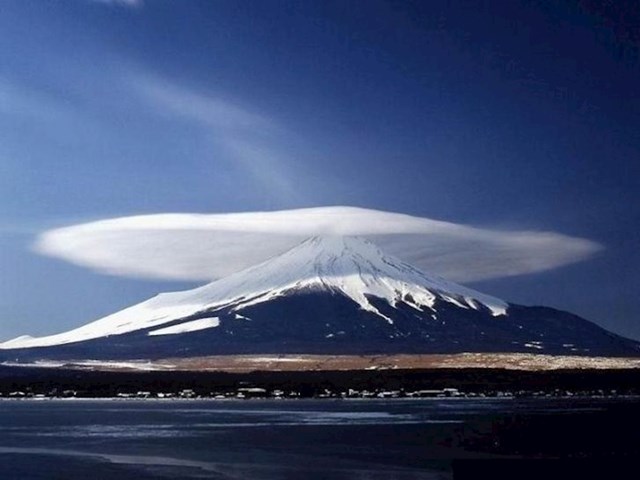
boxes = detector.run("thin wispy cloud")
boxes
[34,206,603,283]
[89,0,144,8]
[131,73,299,201]
[221,139,297,202]
[138,76,277,133]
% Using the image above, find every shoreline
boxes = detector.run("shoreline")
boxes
[4,352,640,373]
[2,394,640,401]
[3,362,640,400]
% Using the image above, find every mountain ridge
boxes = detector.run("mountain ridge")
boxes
[1,235,638,360]
[1,236,507,349]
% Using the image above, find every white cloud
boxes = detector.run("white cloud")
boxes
[137,76,277,133]
[33,206,602,283]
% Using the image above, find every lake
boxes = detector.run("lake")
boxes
[0,397,638,479]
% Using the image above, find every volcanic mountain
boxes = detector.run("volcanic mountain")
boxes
[1,236,638,361]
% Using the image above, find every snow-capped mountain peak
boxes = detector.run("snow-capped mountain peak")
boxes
[228,235,508,321]
[1,235,507,349]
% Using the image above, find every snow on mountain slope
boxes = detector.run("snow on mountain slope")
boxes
[0,236,508,350]
[147,317,220,336]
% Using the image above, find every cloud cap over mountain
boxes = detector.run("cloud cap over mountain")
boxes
[34,206,602,283]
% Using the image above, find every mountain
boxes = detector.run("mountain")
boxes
[1,236,638,361]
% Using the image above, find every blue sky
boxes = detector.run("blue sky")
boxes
[0,0,639,340]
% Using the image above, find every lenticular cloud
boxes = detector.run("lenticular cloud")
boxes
[34,206,602,283]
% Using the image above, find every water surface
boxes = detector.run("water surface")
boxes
[0,397,638,479]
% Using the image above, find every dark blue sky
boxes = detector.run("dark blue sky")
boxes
[0,0,638,340]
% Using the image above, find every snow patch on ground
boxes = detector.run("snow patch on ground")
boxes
[1,360,174,371]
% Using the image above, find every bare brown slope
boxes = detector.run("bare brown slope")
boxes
[13,353,640,372]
